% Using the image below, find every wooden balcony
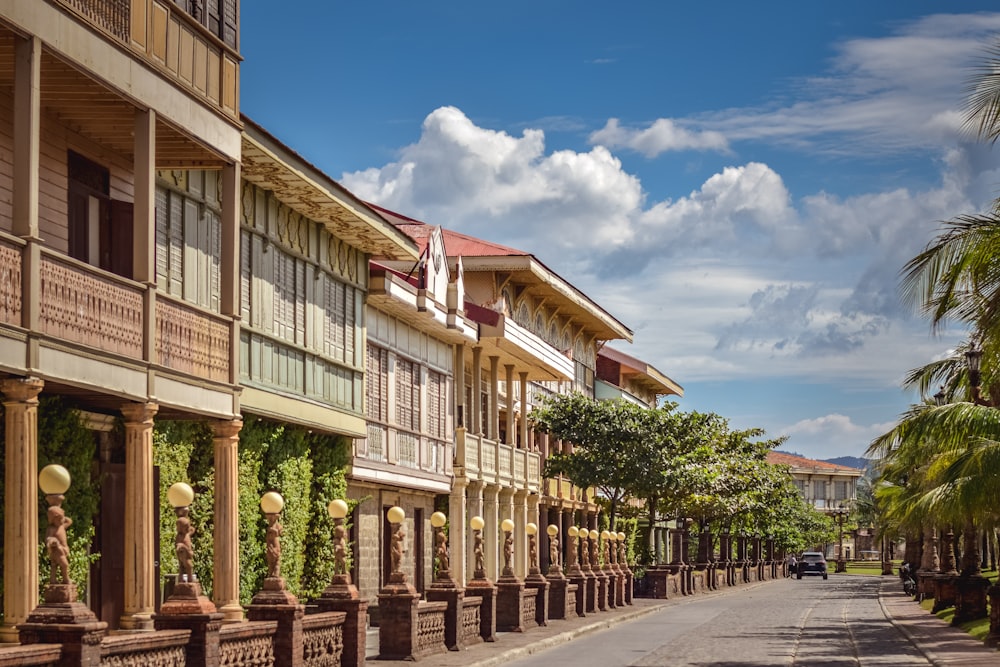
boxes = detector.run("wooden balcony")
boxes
[48,0,240,122]
[351,422,452,493]
[454,428,541,492]
[0,233,235,406]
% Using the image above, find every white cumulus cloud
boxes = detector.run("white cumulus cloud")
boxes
[588,118,730,157]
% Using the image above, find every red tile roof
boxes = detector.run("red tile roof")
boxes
[767,450,863,473]
[367,203,526,257]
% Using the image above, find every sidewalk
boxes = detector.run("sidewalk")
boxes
[366,578,1000,666]
[878,584,1000,666]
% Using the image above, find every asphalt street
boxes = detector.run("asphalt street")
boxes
[371,575,1000,667]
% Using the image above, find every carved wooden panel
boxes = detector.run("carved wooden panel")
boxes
[39,254,143,357]
[0,238,22,326]
[156,297,230,383]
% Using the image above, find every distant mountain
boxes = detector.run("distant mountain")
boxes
[822,456,868,471]
[772,450,870,471]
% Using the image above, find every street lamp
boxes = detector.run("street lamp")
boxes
[832,504,849,573]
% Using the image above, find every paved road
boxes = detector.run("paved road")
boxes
[501,576,933,667]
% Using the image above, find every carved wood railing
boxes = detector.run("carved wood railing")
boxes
[52,0,239,120]
[218,621,276,667]
[301,612,345,667]
[60,0,129,41]
[99,630,188,667]
[0,236,22,327]
[39,251,144,358]
[156,296,230,383]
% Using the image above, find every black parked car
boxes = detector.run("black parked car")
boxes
[796,552,828,579]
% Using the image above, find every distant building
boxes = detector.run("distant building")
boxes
[767,451,864,559]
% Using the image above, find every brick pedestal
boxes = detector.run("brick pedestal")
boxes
[376,582,421,661]
[495,576,526,632]
[524,575,550,627]
[153,581,223,667]
[464,579,497,642]
[546,575,571,620]
[932,574,958,613]
[19,592,108,667]
[247,578,304,667]
[316,575,368,667]
[567,573,588,615]
[594,570,609,610]
[954,576,990,624]
[425,586,465,651]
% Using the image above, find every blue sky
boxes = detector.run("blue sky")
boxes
[241,2,1000,461]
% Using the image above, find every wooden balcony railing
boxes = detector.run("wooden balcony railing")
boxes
[53,0,239,120]
[156,297,230,383]
[454,429,541,492]
[0,235,235,389]
[356,423,450,476]
[39,251,144,358]
[0,236,23,328]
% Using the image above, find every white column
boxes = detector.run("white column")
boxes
[484,485,500,580]
[449,477,468,585]
[513,489,528,578]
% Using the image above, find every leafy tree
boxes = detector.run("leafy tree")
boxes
[531,393,669,529]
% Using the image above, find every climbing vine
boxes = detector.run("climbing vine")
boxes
[152,415,352,605]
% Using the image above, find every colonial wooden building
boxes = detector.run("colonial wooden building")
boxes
[0,0,243,640]
[368,206,634,583]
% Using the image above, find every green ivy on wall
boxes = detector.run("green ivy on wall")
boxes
[152,415,351,606]
[0,396,101,619]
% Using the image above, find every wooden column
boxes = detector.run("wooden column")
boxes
[471,347,482,435]
[0,377,44,643]
[454,344,466,429]
[221,163,242,386]
[488,357,499,441]
[13,36,41,341]
[504,365,515,446]
[518,372,529,450]
[120,401,159,631]
[12,36,39,240]
[212,419,244,621]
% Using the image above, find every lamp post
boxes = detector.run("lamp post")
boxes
[832,504,849,574]
[39,464,73,597]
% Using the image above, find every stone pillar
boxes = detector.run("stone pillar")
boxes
[483,485,500,581]
[450,477,468,585]
[466,482,484,585]
[212,419,244,621]
[513,489,528,578]
[0,377,44,643]
[120,401,159,631]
